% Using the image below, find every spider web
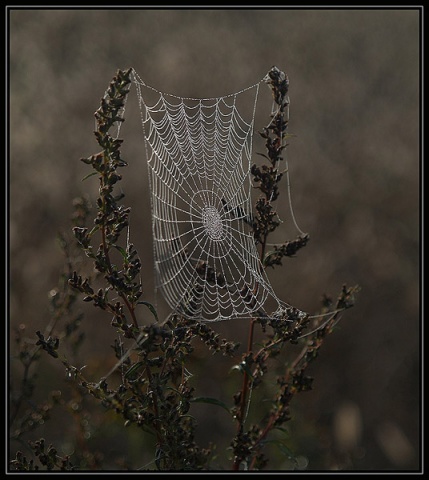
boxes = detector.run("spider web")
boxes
[132,71,302,322]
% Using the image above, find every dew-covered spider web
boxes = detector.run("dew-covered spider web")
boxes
[132,70,306,322]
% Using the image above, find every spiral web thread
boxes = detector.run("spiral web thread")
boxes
[132,71,302,322]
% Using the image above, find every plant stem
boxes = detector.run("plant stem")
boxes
[260,232,268,267]
[145,364,164,448]
[239,319,256,425]
[232,318,255,471]
[99,155,139,329]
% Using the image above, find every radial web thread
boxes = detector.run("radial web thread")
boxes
[132,71,304,322]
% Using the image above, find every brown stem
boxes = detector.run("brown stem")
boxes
[233,67,288,471]
[248,311,341,470]
[232,318,256,471]
[145,364,164,447]
[99,166,139,330]
[260,232,268,267]
[101,220,139,329]
[239,318,256,426]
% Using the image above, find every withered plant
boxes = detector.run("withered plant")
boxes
[10,68,358,471]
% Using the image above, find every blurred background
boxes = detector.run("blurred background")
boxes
[9,8,420,471]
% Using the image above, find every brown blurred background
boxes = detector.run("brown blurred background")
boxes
[9,8,420,471]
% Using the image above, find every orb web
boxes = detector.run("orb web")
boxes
[202,206,223,240]
[132,71,301,322]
